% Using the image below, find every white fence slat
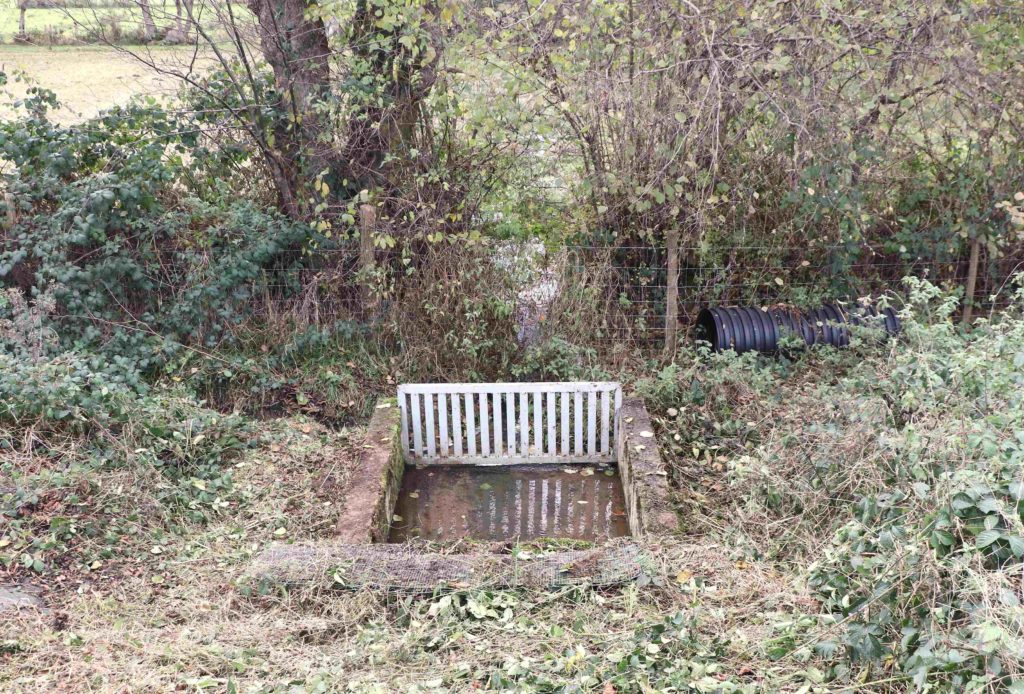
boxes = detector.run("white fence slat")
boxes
[438,393,449,457]
[399,391,410,456]
[587,390,597,455]
[506,392,516,457]
[560,392,570,455]
[519,392,529,456]
[452,393,463,457]
[600,389,611,454]
[574,391,584,456]
[610,388,618,454]
[493,391,504,456]
[479,392,490,456]
[424,393,436,458]
[466,394,477,456]
[532,391,541,456]
[411,393,423,457]
[547,392,556,455]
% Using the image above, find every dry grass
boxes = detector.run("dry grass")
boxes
[6,306,1024,690]
[1,412,822,693]
[0,45,208,124]
[2,538,814,691]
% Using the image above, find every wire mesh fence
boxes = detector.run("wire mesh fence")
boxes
[243,239,1024,358]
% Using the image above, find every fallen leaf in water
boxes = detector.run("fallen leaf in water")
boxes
[479,482,493,490]
[562,467,577,474]
[408,492,419,498]
[392,514,403,522]
[580,468,595,476]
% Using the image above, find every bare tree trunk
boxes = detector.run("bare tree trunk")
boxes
[166,0,192,42]
[664,226,680,357]
[962,237,981,326]
[174,0,184,35]
[247,0,333,212]
[139,0,157,42]
[17,1,27,38]
[342,0,440,193]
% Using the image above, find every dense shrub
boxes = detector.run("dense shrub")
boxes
[0,88,321,376]
[643,279,1024,688]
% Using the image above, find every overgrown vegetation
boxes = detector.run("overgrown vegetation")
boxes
[2,0,1024,691]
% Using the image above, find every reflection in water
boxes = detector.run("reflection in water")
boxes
[389,464,630,543]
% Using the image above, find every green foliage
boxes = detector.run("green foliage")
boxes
[0,90,321,375]
[511,337,607,382]
[642,279,1024,689]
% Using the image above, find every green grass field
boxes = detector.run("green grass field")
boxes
[0,0,249,123]
[0,2,249,44]
[0,44,208,123]
[0,5,151,40]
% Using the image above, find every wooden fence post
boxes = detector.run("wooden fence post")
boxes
[358,203,377,315]
[961,236,980,326]
[664,226,680,357]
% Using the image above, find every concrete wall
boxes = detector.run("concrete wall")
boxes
[616,397,677,538]
[335,394,676,544]
[336,399,404,544]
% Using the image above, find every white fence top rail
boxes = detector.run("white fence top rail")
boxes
[397,382,622,465]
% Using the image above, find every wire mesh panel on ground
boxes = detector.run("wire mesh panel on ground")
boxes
[246,540,643,592]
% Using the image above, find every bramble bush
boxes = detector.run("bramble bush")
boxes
[641,278,1024,689]
[0,87,322,378]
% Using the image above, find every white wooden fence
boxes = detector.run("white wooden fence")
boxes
[397,382,623,465]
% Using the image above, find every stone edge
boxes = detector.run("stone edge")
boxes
[617,396,678,538]
[335,398,403,544]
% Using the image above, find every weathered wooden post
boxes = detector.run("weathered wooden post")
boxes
[358,202,378,315]
[664,226,680,357]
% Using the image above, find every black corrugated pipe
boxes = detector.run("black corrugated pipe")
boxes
[695,304,900,353]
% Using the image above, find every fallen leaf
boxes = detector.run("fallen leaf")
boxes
[639,430,655,438]
[676,569,693,583]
